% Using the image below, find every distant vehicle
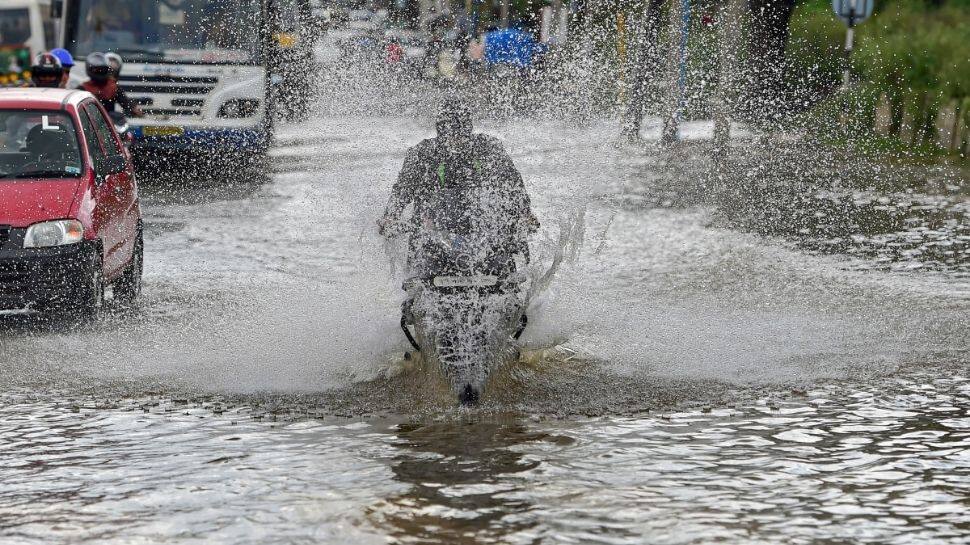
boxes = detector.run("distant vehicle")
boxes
[0,0,58,86]
[0,88,142,317]
[58,0,309,162]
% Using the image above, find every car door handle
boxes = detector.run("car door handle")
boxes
[113,184,124,195]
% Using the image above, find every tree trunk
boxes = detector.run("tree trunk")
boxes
[911,92,927,146]
[621,0,666,139]
[949,99,962,152]
[714,0,745,160]
[888,74,904,137]
[742,0,797,122]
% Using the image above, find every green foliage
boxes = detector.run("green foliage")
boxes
[786,0,845,90]
[788,0,970,155]
[789,0,970,101]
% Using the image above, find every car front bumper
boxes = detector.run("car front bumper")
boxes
[0,230,98,311]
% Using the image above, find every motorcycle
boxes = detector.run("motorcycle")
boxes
[386,187,531,406]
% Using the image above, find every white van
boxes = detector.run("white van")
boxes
[0,0,57,83]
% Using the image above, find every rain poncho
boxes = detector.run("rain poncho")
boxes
[383,134,538,274]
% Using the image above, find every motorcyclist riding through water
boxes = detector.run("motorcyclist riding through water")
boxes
[80,52,144,118]
[379,97,539,288]
[379,97,539,404]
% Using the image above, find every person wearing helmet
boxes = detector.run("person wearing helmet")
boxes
[81,52,143,117]
[105,52,123,79]
[379,96,538,309]
[49,48,75,88]
[29,53,63,88]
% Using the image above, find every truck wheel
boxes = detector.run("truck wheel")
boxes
[114,229,143,308]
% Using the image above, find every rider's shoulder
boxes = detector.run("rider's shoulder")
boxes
[407,138,438,155]
[472,134,507,154]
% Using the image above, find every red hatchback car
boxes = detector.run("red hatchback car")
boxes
[0,89,142,317]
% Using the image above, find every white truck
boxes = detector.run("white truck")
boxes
[57,0,287,160]
[0,0,57,85]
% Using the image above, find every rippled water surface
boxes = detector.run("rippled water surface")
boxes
[1,376,968,544]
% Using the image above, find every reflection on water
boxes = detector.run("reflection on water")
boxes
[3,375,967,544]
[376,417,546,544]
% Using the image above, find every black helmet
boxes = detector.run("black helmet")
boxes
[85,52,111,84]
[30,52,63,88]
[436,96,473,141]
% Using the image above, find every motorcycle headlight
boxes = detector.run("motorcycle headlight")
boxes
[23,220,84,248]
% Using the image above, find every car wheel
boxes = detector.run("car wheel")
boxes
[71,249,105,320]
[114,229,143,308]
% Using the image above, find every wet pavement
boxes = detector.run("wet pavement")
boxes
[1,101,968,543]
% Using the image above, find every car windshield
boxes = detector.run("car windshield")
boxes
[0,111,83,180]
[72,0,262,64]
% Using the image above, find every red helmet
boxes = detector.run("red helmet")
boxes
[31,52,63,88]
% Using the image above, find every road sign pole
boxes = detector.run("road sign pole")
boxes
[842,8,855,88]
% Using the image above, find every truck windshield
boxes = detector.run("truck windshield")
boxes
[0,111,83,180]
[71,0,262,64]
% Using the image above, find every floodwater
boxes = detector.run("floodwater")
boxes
[1,97,968,542]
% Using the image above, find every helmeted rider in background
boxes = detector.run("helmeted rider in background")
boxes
[80,52,143,117]
[29,53,63,88]
[104,52,123,79]
[49,48,75,88]
[378,97,539,279]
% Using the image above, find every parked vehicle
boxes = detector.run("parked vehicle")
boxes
[0,0,58,86]
[0,88,142,316]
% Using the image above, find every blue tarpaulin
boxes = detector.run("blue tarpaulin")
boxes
[484,29,544,67]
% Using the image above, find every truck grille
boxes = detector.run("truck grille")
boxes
[119,75,218,118]
[119,74,217,94]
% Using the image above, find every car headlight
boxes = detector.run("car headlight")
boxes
[23,220,84,248]
[218,99,261,119]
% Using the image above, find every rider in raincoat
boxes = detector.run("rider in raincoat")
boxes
[379,97,539,277]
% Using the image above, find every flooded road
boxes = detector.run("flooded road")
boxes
[2,376,968,543]
[1,108,968,543]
